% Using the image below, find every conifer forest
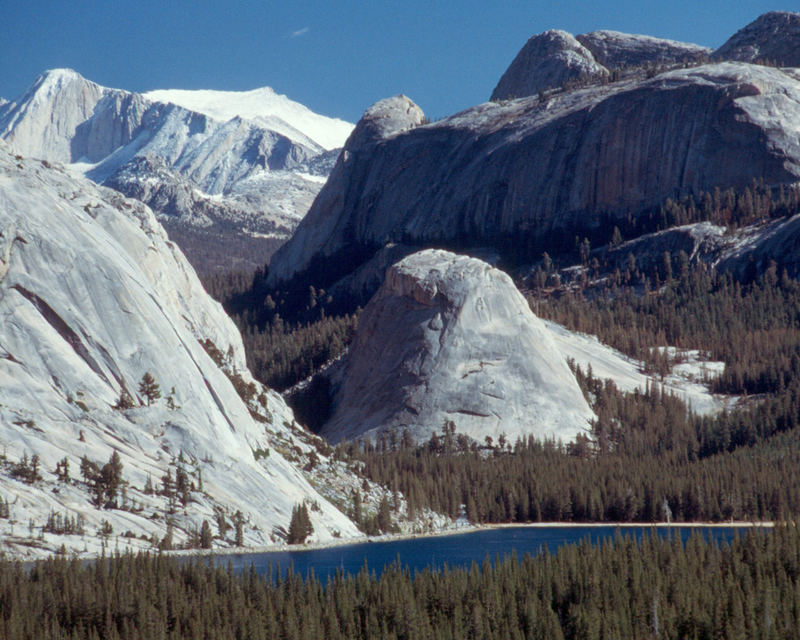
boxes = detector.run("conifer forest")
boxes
[3,525,800,639]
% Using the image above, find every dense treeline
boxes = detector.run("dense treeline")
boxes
[164,222,283,277]
[504,181,800,267]
[532,261,800,387]
[3,526,800,639]
[339,378,800,524]
[202,267,359,391]
[238,313,357,391]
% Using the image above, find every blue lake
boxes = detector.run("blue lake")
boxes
[213,525,758,582]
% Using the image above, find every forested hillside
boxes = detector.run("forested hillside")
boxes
[3,526,799,638]
[201,195,800,532]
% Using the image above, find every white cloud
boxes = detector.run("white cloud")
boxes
[290,27,310,38]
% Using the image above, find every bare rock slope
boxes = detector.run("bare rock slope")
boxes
[319,250,594,444]
[576,30,710,69]
[0,143,359,557]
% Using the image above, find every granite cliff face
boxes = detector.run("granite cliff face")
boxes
[269,62,800,290]
[319,250,594,444]
[0,143,360,556]
[715,11,800,66]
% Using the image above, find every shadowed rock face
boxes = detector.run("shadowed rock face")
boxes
[715,11,800,66]
[717,214,800,280]
[319,250,594,444]
[269,63,800,291]
[490,30,607,101]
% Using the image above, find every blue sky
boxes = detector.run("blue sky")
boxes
[0,1,790,123]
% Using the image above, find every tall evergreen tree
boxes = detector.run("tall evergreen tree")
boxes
[287,503,313,544]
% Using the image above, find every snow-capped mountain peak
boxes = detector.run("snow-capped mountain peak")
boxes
[0,68,106,161]
[143,86,353,151]
[0,69,354,274]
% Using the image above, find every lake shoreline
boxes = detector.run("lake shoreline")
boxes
[170,520,775,559]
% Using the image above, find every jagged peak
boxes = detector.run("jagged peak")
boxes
[40,67,85,82]
[32,68,100,95]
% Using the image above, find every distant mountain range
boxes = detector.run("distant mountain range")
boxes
[0,69,353,274]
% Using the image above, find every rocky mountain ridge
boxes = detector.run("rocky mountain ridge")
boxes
[491,28,709,100]
[268,60,800,295]
[490,12,800,102]
[0,69,353,274]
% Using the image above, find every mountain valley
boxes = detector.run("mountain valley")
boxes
[2,10,800,566]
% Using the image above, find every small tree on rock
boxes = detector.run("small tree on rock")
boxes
[113,388,136,410]
[138,372,161,406]
[234,510,245,546]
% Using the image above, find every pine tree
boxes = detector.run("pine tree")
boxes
[100,450,124,506]
[234,510,245,546]
[377,496,392,533]
[288,503,313,544]
[113,388,136,410]
[54,457,70,483]
[138,372,161,406]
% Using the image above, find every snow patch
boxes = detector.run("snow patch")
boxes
[544,320,735,415]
